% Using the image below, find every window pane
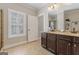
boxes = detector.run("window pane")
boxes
[11,17,17,24]
[11,12,17,17]
[19,25,23,34]
[11,12,18,25]
[18,14,24,24]
[11,25,17,35]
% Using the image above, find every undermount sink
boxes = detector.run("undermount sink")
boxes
[70,31,78,34]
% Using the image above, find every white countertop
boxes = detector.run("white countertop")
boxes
[47,31,79,37]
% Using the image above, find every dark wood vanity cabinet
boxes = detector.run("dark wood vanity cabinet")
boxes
[47,33,56,53]
[41,33,47,48]
[41,32,79,55]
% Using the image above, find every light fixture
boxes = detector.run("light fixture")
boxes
[53,3,57,8]
[48,3,57,10]
[48,3,64,10]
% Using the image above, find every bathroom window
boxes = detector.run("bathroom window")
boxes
[8,9,26,38]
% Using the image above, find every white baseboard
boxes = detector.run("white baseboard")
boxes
[27,39,38,42]
[38,37,41,40]
[3,41,27,49]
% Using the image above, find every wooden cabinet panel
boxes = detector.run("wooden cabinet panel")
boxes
[57,35,73,42]
[47,33,56,53]
[41,33,47,48]
[57,39,71,55]
[72,43,79,55]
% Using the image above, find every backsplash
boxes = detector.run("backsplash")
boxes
[65,19,79,32]
[64,9,79,32]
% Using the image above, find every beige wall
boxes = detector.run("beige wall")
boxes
[65,9,79,21]
[0,3,37,48]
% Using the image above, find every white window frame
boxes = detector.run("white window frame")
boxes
[8,9,26,38]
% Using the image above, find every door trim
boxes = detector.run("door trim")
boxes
[0,9,3,50]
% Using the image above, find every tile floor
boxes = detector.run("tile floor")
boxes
[3,40,53,55]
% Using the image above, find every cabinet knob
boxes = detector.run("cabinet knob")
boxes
[68,43,70,46]
[74,44,76,47]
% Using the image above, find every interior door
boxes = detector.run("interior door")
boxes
[28,15,38,42]
[0,10,2,50]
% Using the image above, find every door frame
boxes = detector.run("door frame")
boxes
[0,9,3,50]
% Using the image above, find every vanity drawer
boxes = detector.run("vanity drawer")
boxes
[57,35,73,41]
[47,33,56,39]
[73,37,79,43]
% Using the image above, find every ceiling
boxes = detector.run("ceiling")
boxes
[20,3,79,16]
[20,3,47,10]
[26,3,47,10]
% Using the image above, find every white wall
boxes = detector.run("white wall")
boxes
[38,5,49,32]
[57,8,65,31]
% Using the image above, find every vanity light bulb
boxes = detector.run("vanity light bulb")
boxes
[54,4,57,7]
[50,6,53,9]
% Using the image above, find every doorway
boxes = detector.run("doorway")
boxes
[28,15,38,42]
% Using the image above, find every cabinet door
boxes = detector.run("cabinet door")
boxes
[57,39,71,55]
[41,33,47,48]
[47,33,56,53]
[72,43,79,55]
